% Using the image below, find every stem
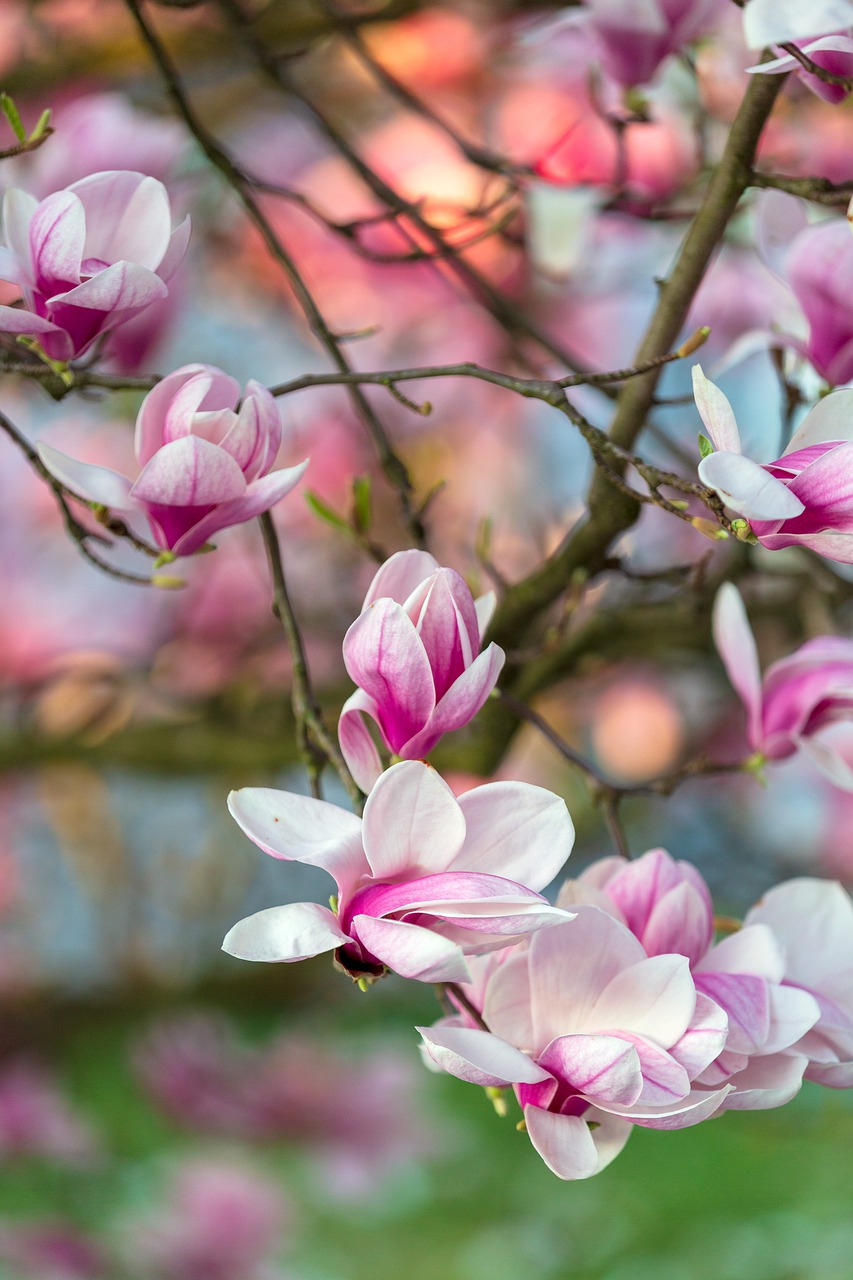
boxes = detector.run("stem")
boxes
[258,512,363,810]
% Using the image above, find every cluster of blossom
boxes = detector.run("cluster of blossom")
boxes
[222,550,853,1180]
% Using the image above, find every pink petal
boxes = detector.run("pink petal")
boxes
[786,440,853,519]
[452,780,574,892]
[132,436,246,506]
[362,548,439,608]
[69,171,172,271]
[51,258,166,316]
[417,1025,552,1087]
[404,643,506,755]
[796,735,853,789]
[713,583,764,749]
[37,442,135,510]
[2,188,37,278]
[224,381,281,479]
[226,786,368,897]
[360,760,466,880]
[698,923,785,983]
[764,983,821,1055]
[221,901,350,962]
[613,1085,731,1129]
[483,950,534,1047]
[350,914,470,982]
[0,306,72,356]
[342,600,436,753]
[699,451,805,520]
[474,591,496,642]
[529,909,646,1050]
[29,191,85,292]
[591,953,697,1047]
[168,462,308,556]
[783,388,853,457]
[668,992,729,1079]
[156,215,191,282]
[337,690,384,795]
[720,1053,808,1111]
[134,365,213,466]
[539,1034,644,1106]
[693,971,769,1055]
[746,878,853,1003]
[524,1106,631,1180]
[692,365,741,453]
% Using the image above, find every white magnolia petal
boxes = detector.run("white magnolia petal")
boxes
[699,451,805,520]
[222,902,350,962]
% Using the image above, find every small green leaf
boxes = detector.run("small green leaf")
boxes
[698,433,714,460]
[304,490,350,533]
[352,475,372,534]
[28,108,52,142]
[0,93,26,142]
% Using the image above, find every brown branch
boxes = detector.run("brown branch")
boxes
[124,0,427,550]
[778,42,853,89]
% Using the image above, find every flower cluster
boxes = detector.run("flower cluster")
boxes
[420,851,853,1179]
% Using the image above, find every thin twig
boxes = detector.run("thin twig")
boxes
[124,0,427,549]
[258,511,363,810]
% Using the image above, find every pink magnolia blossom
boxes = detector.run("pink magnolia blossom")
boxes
[223,759,574,985]
[746,877,853,1087]
[0,1062,100,1165]
[748,34,853,104]
[0,171,189,361]
[420,906,730,1179]
[559,851,821,1111]
[584,0,725,87]
[694,365,853,561]
[713,582,853,787]
[338,550,505,793]
[742,0,853,48]
[38,364,308,558]
[756,194,853,384]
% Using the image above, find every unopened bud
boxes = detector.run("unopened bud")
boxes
[731,518,757,544]
[690,516,728,541]
[677,326,711,359]
[485,1086,508,1117]
[151,574,185,590]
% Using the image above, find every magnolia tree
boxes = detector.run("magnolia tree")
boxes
[4,0,853,1186]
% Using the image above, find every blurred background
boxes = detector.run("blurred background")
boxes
[2,0,853,1276]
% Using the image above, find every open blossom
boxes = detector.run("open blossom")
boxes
[748,33,853,103]
[0,171,189,361]
[223,759,574,985]
[420,907,730,1180]
[713,582,853,787]
[583,0,725,87]
[338,550,505,793]
[693,365,853,562]
[38,364,308,558]
[742,0,853,48]
[746,878,853,1087]
[561,851,822,1111]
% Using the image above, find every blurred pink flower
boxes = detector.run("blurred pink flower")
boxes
[0,1221,107,1279]
[125,1158,288,1280]
[39,364,307,558]
[0,1062,99,1165]
[0,171,189,361]
[584,0,726,87]
[694,365,853,561]
[713,582,853,786]
[224,758,574,984]
[135,1014,438,1199]
[338,549,505,792]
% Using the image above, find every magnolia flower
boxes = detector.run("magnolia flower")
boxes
[39,364,308,558]
[714,582,853,787]
[584,0,725,87]
[559,851,821,1111]
[742,0,853,48]
[223,759,574,985]
[420,907,730,1180]
[693,365,853,562]
[748,34,853,104]
[746,878,853,1087]
[0,171,189,361]
[338,550,505,793]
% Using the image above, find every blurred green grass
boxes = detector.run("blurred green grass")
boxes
[1,980,851,1280]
